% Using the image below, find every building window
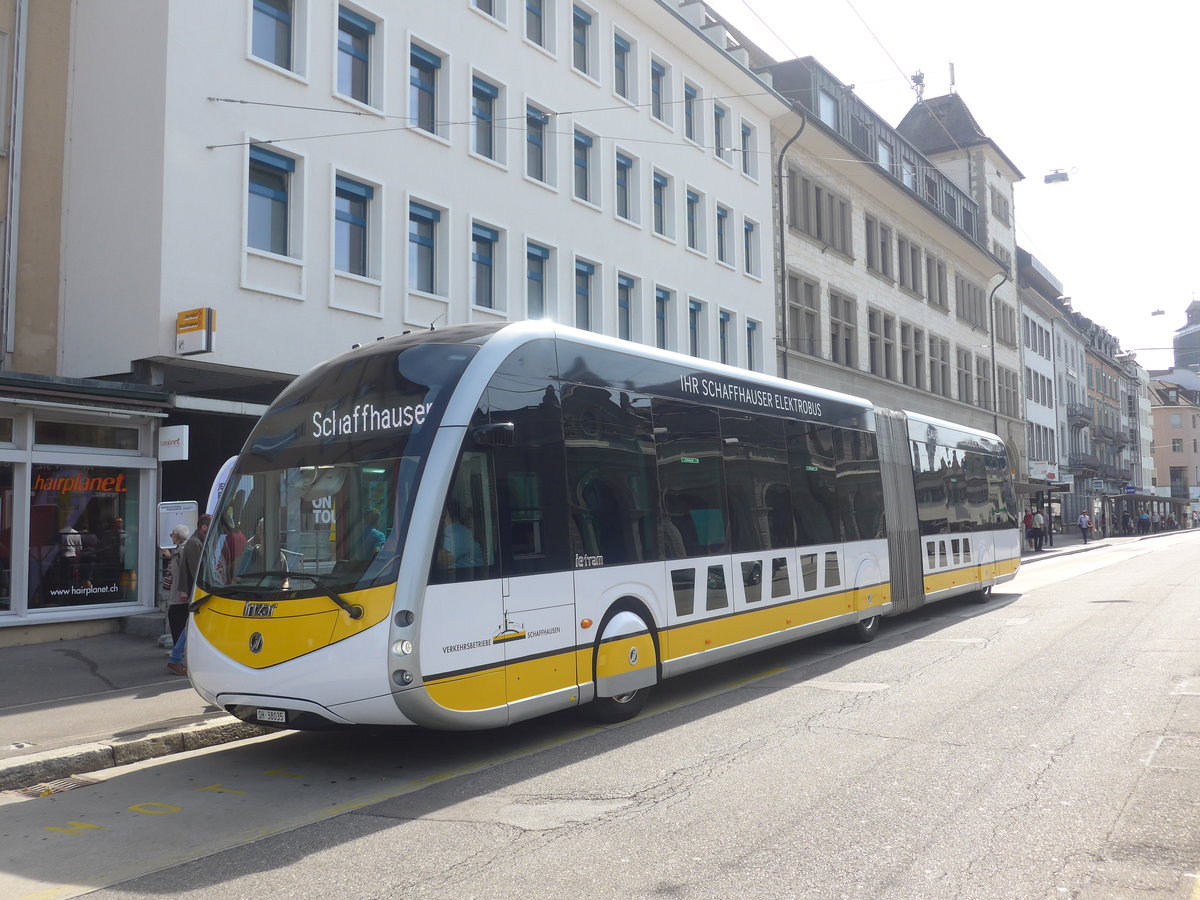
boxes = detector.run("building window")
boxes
[900,323,925,389]
[955,273,988,330]
[573,130,593,202]
[929,335,951,397]
[998,365,1019,417]
[473,0,498,18]
[897,235,922,295]
[471,223,499,308]
[743,218,759,276]
[527,242,550,318]
[615,151,634,220]
[575,259,594,330]
[526,105,550,183]
[1172,438,1184,453]
[683,83,699,141]
[572,6,592,75]
[652,171,671,237]
[713,103,730,162]
[526,0,545,46]
[787,273,818,355]
[864,213,892,279]
[410,45,441,133]
[817,89,838,129]
[252,0,293,70]
[956,346,973,404]
[685,190,701,250]
[787,168,851,255]
[247,146,294,256]
[926,253,948,309]
[746,320,759,371]
[688,299,702,356]
[337,7,374,105]
[975,354,992,410]
[650,59,669,123]
[719,310,731,364]
[471,76,499,159]
[830,292,856,368]
[617,273,634,341]
[868,308,896,380]
[740,122,756,177]
[715,206,731,264]
[334,175,371,276]
[990,184,1011,225]
[408,201,440,293]
[655,287,671,349]
[614,33,631,99]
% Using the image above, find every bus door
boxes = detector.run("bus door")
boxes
[481,371,577,716]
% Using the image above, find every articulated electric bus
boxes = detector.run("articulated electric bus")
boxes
[187,321,1019,730]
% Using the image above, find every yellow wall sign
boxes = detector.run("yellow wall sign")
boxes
[176,307,216,355]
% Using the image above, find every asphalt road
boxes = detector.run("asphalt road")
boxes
[3,530,1198,899]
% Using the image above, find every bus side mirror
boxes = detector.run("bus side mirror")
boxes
[472,422,515,447]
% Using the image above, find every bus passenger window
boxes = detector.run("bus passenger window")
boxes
[654,400,727,558]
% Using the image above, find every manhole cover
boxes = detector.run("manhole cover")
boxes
[12,775,102,798]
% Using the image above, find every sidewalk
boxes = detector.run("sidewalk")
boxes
[0,622,268,791]
[0,527,1190,792]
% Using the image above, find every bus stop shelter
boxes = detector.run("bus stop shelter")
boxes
[1104,491,1190,535]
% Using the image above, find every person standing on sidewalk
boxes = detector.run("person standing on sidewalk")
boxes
[161,524,190,650]
[1023,509,1035,551]
[1032,509,1046,552]
[1078,511,1092,544]
[169,514,210,676]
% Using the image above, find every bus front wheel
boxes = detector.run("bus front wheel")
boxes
[583,687,650,723]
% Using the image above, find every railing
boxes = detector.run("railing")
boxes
[1068,452,1099,471]
[1094,424,1117,443]
[1067,404,1093,426]
[782,58,982,245]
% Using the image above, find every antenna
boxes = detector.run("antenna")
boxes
[949,62,956,93]
[429,312,447,331]
[910,70,925,102]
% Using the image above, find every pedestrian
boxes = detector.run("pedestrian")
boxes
[161,524,190,654]
[169,513,210,676]
[1023,508,1034,551]
[1077,511,1091,544]
[1032,509,1045,552]
[1138,510,1150,535]
[1151,511,1160,533]
[1121,511,1132,536]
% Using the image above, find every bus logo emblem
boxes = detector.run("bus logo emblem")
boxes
[249,632,264,654]
[245,603,277,618]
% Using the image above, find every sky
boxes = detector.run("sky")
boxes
[704,0,1198,372]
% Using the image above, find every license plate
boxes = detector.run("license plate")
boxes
[255,708,287,724]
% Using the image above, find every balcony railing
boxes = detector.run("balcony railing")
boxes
[1068,452,1099,471]
[1094,425,1118,443]
[1067,404,1093,427]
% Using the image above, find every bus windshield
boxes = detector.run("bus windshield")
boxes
[198,339,480,598]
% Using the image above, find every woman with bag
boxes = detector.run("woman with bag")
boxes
[161,525,190,650]
[1077,512,1091,544]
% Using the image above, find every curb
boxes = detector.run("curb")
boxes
[0,717,272,792]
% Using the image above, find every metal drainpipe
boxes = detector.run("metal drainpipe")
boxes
[987,271,1008,436]
[2,0,28,363]
[776,106,805,382]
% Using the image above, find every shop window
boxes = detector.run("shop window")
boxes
[29,463,140,609]
[35,420,138,450]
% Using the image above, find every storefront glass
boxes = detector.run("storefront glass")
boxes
[28,464,140,609]
[0,463,12,613]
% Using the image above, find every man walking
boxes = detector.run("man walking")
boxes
[1032,508,1046,552]
[168,513,210,676]
[1078,511,1092,544]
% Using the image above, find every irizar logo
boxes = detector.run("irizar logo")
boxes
[244,603,278,618]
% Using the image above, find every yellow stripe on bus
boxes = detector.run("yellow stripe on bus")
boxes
[193,584,394,669]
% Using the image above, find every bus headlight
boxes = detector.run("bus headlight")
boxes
[391,639,414,656]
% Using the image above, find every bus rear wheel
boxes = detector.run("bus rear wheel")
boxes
[849,615,881,643]
[582,687,650,723]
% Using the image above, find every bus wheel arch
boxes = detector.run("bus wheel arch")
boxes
[582,598,659,723]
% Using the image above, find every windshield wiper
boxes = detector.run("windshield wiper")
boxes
[239,569,364,620]
[188,592,213,613]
